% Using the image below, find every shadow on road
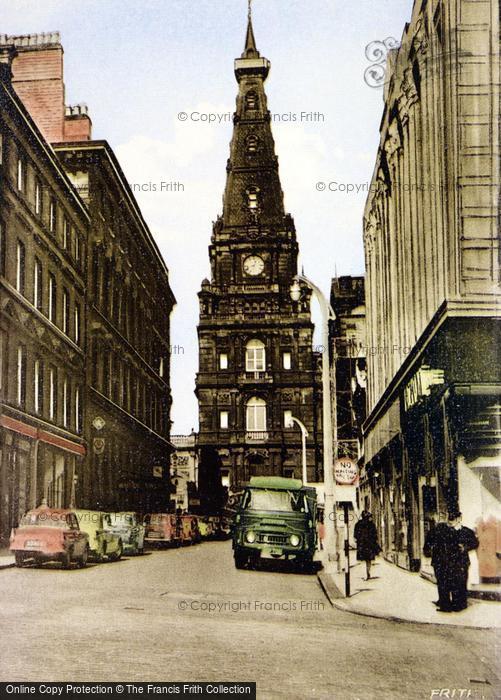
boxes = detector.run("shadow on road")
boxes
[248,558,322,575]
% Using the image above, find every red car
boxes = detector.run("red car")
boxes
[10,506,89,569]
[144,513,180,547]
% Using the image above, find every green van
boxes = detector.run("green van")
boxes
[232,476,317,570]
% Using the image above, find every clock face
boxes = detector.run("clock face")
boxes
[243,255,265,276]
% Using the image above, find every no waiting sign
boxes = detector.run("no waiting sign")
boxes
[334,458,359,485]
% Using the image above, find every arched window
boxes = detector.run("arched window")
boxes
[246,339,265,372]
[246,397,266,432]
[247,187,259,210]
[245,91,258,110]
[246,134,259,153]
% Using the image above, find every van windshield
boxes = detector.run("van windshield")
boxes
[244,489,308,513]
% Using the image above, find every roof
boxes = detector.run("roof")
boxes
[248,476,304,491]
[53,140,176,303]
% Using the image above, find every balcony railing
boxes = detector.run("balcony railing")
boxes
[245,431,269,442]
[240,371,272,383]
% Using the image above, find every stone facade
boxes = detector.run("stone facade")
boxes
[170,433,199,512]
[329,276,366,463]
[54,142,176,514]
[195,18,323,510]
[0,33,175,540]
[0,45,89,543]
[363,0,500,577]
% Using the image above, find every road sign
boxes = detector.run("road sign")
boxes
[334,458,358,485]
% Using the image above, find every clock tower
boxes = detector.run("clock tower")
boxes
[195,9,323,509]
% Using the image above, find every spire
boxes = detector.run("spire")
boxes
[234,0,270,82]
[222,0,290,232]
[243,0,258,57]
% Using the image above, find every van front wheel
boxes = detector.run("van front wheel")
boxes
[234,549,248,569]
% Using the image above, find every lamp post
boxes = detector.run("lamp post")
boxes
[287,415,308,484]
[290,273,338,573]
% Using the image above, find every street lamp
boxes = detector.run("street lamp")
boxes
[290,273,338,573]
[287,415,308,485]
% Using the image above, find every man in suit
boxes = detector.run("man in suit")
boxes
[448,511,479,611]
[423,509,479,612]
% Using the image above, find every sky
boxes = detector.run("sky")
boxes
[0,0,413,433]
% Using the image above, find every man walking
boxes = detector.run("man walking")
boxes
[423,510,479,612]
[354,510,380,580]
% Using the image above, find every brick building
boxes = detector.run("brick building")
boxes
[0,33,175,539]
[0,42,89,543]
[195,16,323,511]
[363,0,500,576]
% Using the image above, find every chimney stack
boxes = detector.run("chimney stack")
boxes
[0,32,91,143]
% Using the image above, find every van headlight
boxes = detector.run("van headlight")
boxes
[289,534,300,547]
[245,530,256,543]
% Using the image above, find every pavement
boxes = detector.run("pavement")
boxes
[1,541,499,698]
[317,557,501,629]
[0,548,15,569]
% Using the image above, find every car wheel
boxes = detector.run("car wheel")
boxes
[62,550,72,569]
[14,552,25,568]
[78,546,89,568]
[234,549,247,570]
[109,541,123,561]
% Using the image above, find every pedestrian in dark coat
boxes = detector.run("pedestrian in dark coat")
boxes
[423,511,479,612]
[354,510,380,580]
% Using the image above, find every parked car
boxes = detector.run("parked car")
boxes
[73,510,123,562]
[197,516,214,540]
[104,512,145,555]
[144,513,180,547]
[212,515,232,540]
[179,514,201,545]
[10,506,89,569]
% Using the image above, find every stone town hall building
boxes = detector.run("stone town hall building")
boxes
[195,16,323,508]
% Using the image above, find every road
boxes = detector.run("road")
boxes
[0,541,498,699]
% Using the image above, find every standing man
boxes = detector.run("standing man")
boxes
[354,510,380,580]
[423,510,479,612]
[448,511,479,611]
[423,514,455,612]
